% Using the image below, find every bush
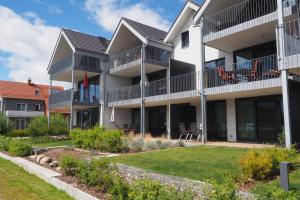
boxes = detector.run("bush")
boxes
[253,183,300,200]
[8,140,32,157]
[8,129,30,138]
[0,114,13,135]
[70,127,124,153]
[240,147,298,181]
[59,155,80,176]
[27,116,48,137]
[204,176,240,200]
[49,114,69,136]
[128,178,195,200]
[129,139,144,152]
[0,136,11,151]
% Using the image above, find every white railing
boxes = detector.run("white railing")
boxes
[5,110,44,118]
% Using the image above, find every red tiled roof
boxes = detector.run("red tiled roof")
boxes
[0,80,69,115]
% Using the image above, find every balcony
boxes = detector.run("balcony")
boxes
[107,72,197,106]
[48,54,73,76]
[109,45,170,77]
[203,0,296,45]
[5,110,44,118]
[49,89,100,109]
[205,54,281,95]
[280,18,300,72]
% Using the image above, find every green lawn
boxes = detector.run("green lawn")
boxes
[0,158,73,200]
[107,145,248,183]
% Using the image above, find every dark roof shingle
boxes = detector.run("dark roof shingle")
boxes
[62,28,110,54]
[122,18,168,42]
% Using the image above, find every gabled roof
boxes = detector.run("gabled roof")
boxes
[194,0,212,24]
[0,80,63,101]
[122,18,168,42]
[106,18,172,53]
[164,0,201,43]
[62,28,110,54]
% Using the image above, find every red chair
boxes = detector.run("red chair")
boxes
[248,59,260,81]
[217,66,234,83]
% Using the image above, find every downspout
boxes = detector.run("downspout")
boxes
[140,42,147,139]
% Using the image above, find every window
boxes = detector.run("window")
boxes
[35,104,41,111]
[16,119,26,129]
[35,90,40,96]
[181,31,189,48]
[205,58,225,69]
[16,103,27,111]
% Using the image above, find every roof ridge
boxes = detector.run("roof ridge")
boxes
[122,17,168,34]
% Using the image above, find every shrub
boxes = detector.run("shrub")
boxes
[0,136,11,151]
[240,147,298,181]
[8,129,30,138]
[240,149,272,180]
[59,155,80,176]
[8,140,32,157]
[27,116,48,137]
[145,141,158,150]
[174,141,185,147]
[204,176,240,200]
[253,183,300,200]
[129,139,144,152]
[0,114,13,135]
[49,114,69,136]
[128,178,195,200]
[70,127,124,153]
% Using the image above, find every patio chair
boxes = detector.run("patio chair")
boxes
[247,59,261,81]
[217,66,235,83]
[179,123,190,141]
[189,123,203,142]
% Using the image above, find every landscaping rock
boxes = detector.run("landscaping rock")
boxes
[49,161,58,168]
[56,167,62,172]
[33,148,48,155]
[36,155,45,163]
[40,156,52,164]
[29,155,37,160]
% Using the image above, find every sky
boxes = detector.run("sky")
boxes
[0,0,202,88]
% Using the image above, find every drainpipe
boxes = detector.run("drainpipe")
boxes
[70,55,75,131]
[140,44,146,139]
[48,78,52,129]
[277,0,292,148]
[200,17,207,144]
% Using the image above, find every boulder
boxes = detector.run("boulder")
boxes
[49,161,58,168]
[36,155,45,163]
[40,156,52,164]
[33,148,47,155]
[29,155,37,160]
[56,167,62,172]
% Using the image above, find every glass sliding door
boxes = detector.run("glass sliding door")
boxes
[207,101,227,141]
[237,101,257,141]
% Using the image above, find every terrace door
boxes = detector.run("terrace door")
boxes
[207,101,227,141]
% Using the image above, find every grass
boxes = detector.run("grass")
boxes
[107,145,248,183]
[0,158,73,200]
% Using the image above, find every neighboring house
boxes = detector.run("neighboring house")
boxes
[48,0,300,147]
[0,79,65,129]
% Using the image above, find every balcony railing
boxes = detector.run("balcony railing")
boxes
[74,54,102,73]
[203,0,280,36]
[282,18,300,57]
[48,54,73,75]
[109,45,170,69]
[73,91,100,106]
[107,72,197,103]
[49,89,72,109]
[205,54,279,88]
[5,110,44,118]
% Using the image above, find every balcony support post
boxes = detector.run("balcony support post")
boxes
[70,68,74,131]
[200,17,207,144]
[140,44,146,139]
[48,79,52,128]
[277,0,292,148]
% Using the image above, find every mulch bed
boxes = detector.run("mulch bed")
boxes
[58,175,107,199]
[42,148,91,161]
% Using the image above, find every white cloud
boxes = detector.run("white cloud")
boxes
[84,0,171,33]
[0,6,67,88]
[47,5,63,15]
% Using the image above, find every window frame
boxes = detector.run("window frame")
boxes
[181,31,190,48]
[16,103,27,111]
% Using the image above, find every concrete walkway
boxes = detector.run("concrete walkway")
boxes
[0,152,99,200]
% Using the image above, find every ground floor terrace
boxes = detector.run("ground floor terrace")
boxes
[106,88,300,145]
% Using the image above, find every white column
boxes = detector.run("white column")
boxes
[200,17,207,143]
[48,79,52,128]
[167,102,171,139]
[277,0,292,148]
[70,68,74,130]
[226,99,237,142]
[140,44,146,138]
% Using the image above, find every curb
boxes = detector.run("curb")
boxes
[0,152,99,200]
